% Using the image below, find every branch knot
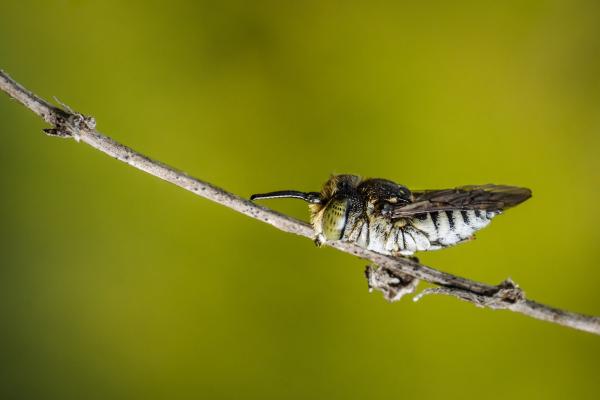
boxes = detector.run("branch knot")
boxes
[43,109,95,142]
[494,278,525,304]
[365,265,419,302]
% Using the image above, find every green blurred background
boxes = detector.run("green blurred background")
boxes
[1,1,599,399]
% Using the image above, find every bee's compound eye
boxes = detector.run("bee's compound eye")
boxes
[322,198,349,240]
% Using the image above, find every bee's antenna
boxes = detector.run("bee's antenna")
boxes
[250,190,322,204]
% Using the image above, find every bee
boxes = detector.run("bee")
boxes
[250,175,531,256]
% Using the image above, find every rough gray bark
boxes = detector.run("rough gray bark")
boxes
[1,69,599,336]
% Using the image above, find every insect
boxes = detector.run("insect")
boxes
[250,175,531,256]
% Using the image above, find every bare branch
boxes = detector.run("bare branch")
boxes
[1,69,599,336]
[412,278,524,308]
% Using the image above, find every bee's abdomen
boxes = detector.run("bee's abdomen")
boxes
[356,209,498,256]
[408,210,497,251]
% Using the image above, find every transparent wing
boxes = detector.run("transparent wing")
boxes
[391,184,531,218]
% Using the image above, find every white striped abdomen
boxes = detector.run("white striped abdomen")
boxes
[363,209,498,256]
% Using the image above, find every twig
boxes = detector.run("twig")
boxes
[1,69,599,336]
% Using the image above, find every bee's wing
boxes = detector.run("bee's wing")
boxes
[391,184,531,218]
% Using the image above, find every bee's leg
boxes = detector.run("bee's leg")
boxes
[314,233,326,247]
[392,251,420,263]
[405,255,420,263]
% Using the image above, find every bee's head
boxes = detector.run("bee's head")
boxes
[305,175,361,241]
[250,175,362,242]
